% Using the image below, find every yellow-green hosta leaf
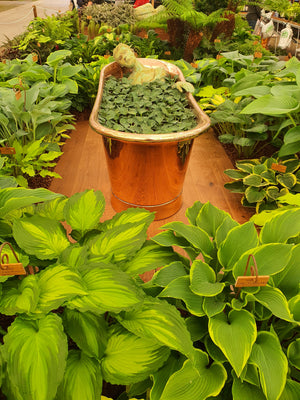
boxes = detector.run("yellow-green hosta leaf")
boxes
[276,173,297,189]
[160,349,226,400]
[215,216,239,248]
[218,222,258,270]
[3,314,68,400]
[195,202,231,237]
[117,297,195,361]
[35,197,67,221]
[102,326,170,385]
[287,339,300,369]
[159,276,205,317]
[13,215,70,260]
[232,376,266,400]
[279,379,300,400]
[68,263,144,314]
[190,260,225,297]
[63,309,108,360]
[232,243,292,279]
[245,186,266,203]
[56,350,102,400]
[209,309,257,377]
[101,207,154,231]
[243,174,264,187]
[0,275,39,315]
[36,265,87,314]
[64,190,105,235]
[89,223,148,263]
[249,331,288,400]
[260,209,300,244]
[275,244,300,299]
[146,261,187,288]
[240,94,300,115]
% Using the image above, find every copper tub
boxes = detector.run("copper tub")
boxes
[89,59,210,220]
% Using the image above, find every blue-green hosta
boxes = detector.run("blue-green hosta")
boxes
[0,187,299,399]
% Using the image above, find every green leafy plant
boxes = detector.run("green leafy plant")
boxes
[224,155,300,212]
[81,3,136,28]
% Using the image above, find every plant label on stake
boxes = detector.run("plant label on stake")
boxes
[0,147,16,155]
[0,242,26,276]
[235,254,269,288]
[271,163,287,173]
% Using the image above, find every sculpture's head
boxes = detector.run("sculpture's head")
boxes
[113,43,136,68]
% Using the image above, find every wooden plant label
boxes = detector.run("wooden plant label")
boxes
[32,53,38,62]
[0,147,16,155]
[0,242,26,276]
[271,163,287,173]
[235,275,269,287]
[15,90,22,100]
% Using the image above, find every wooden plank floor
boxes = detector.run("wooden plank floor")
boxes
[50,120,254,237]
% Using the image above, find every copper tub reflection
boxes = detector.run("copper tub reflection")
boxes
[89,59,210,220]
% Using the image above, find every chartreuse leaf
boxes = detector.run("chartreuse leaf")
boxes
[249,331,288,400]
[0,275,39,315]
[215,216,239,247]
[13,215,70,260]
[208,309,257,377]
[275,244,300,299]
[232,243,292,278]
[240,94,300,115]
[288,295,300,322]
[203,295,226,317]
[186,201,204,226]
[68,262,144,314]
[122,241,179,276]
[0,187,62,218]
[35,197,67,221]
[64,190,105,235]
[287,339,300,369]
[218,222,258,270]
[195,202,230,237]
[232,376,266,400]
[159,349,226,400]
[145,261,187,287]
[101,325,170,385]
[89,222,148,262]
[62,309,108,360]
[190,260,225,296]
[260,209,300,244]
[3,314,68,400]
[117,297,195,362]
[101,208,154,231]
[159,276,205,317]
[279,379,300,400]
[56,350,102,400]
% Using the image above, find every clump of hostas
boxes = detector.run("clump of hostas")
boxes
[98,76,198,134]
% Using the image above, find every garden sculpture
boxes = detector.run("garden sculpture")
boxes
[113,43,194,92]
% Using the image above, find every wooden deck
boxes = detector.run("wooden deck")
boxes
[50,120,253,237]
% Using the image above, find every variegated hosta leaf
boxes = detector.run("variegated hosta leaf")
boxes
[56,350,102,400]
[59,244,89,270]
[217,221,258,270]
[195,202,231,237]
[249,331,288,400]
[190,260,225,297]
[159,349,226,400]
[63,309,108,360]
[232,243,293,279]
[102,325,170,385]
[89,223,148,263]
[35,265,87,314]
[68,263,144,314]
[35,197,67,221]
[0,275,39,315]
[159,276,205,317]
[117,297,196,362]
[63,190,105,235]
[122,241,179,276]
[145,261,188,288]
[208,309,257,377]
[3,314,68,400]
[100,207,154,231]
[260,209,300,244]
[13,215,70,260]
[232,376,266,400]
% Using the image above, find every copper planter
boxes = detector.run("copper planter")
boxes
[89,59,210,220]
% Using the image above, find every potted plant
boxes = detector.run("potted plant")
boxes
[89,44,210,220]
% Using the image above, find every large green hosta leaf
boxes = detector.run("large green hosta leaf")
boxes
[232,376,266,400]
[190,260,225,297]
[159,349,226,400]
[68,263,144,314]
[279,379,300,400]
[0,275,39,315]
[13,215,70,260]
[249,331,288,400]
[3,314,68,400]
[0,188,62,218]
[63,190,105,237]
[232,243,292,278]
[240,94,300,115]
[101,207,154,231]
[56,350,102,400]
[102,325,170,385]
[260,209,300,244]
[287,339,300,369]
[35,264,87,314]
[218,222,258,270]
[63,309,108,360]
[208,309,257,377]
[195,202,230,237]
[117,297,195,362]
[275,244,300,299]
[122,241,179,276]
[89,222,148,263]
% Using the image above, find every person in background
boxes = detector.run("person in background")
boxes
[246,4,261,30]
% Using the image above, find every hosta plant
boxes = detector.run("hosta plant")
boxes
[0,187,299,399]
[224,155,300,213]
